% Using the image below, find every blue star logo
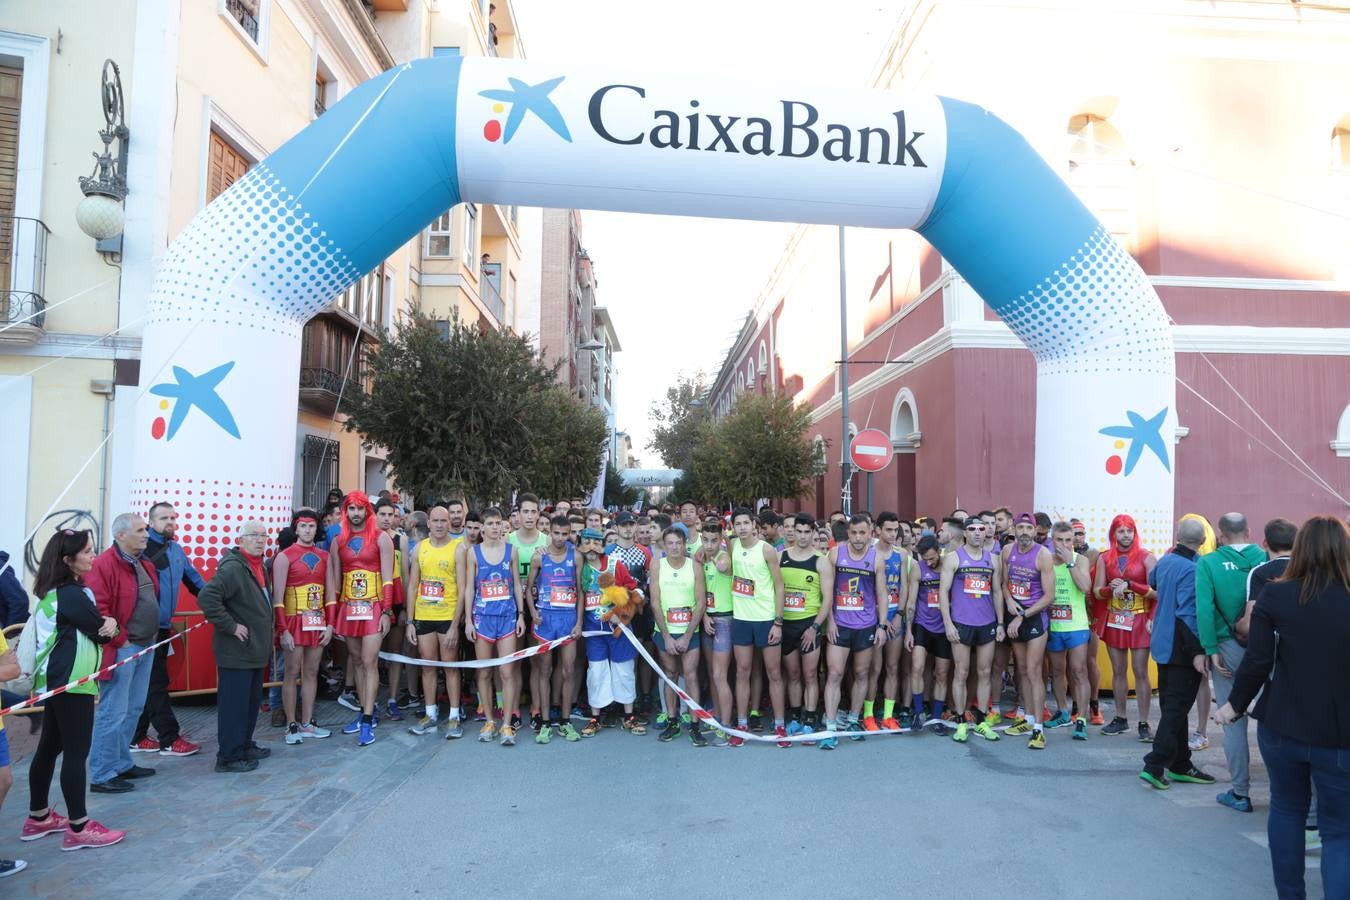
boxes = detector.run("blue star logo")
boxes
[1099,408,1171,475]
[149,362,240,440]
[478,76,572,143]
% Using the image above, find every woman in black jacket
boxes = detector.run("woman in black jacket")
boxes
[1215,515,1350,900]
[21,530,128,851]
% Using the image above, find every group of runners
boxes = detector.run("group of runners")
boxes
[273,491,1169,752]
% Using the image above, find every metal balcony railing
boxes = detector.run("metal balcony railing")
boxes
[1,216,51,331]
[480,276,505,324]
[225,0,260,40]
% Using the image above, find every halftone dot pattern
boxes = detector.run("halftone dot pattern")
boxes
[147,165,362,339]
[997,227,1173,379]
[128,477,291,580]
[1037,503,1172,561]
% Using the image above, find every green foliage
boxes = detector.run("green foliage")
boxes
[341,310,604,506]
[648,373,708,471]
[689,391,816,506]
[603,463,638,508]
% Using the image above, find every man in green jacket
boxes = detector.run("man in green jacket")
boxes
[1195,512,1266,814]
[198,522,276,773]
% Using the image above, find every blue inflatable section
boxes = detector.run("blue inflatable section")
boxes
[264,58,465,275]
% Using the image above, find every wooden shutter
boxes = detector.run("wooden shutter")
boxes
[207,131,252,202]
[0,66,21,317]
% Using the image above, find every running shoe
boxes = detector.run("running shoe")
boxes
[1137,722,1153,743]
[819,731,837,750]
[285,723,303,745]
[1028,730,1046,750]
[622,715,647,736]
[1216,790,1253,812]
[1072,717,1088,741]
[61,820,127,852]
[559,722,581,742]
[689,721,709,747]
[20,811,68,842]
[982,710,1003,728]
[570,705,587,721]
[130,737,159,753]
[653,712,670,731]
[728,733,745,748]
[1138,770,1170,791]
[580,717,602,737]
[535,723,553,745]
[1089,707,1105,726]
[1168,766,1216,785]
[473,704,487,722]
[845,720,865,742]
[443,719,464,740]
[940,709,958,722]
[271,707,286,728]
[710,729,730,748]
[357,721,375,746]
[1101,716,1129,736]
[1006,719,1033,736]
[1188,732,1210,751]
[0,859,26,878]
[975,721,1000,741]
[510,713,523,731]
[530,712,544,734]
[160,736,202,756]
[929,721,951,737]
[776,725,790,748]
[478,721,498,743]
[341,713,362,735]
[302,721,331,739]
[748,711,764,733]
[786,719,804,737]
[1044,710,1072,729]
[952,721,969,743]
[862,715,880,732]
[396,689,418,709]
[658,719,681,742]
[880,716,902,732]
[500,724,517,747]
[337,690,359,712]
[409,715,439,736]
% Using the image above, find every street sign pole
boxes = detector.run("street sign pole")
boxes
[838,225,851,517]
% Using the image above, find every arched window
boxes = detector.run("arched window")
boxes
[1334,115,1350,282]
[758,341,768,373]
[1067,97,1136,253]
[811,435,828,476]
[1333,403,1350,459]
[1333,114,1350,169]
[890,387,920,452]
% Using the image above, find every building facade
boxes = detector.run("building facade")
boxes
[706,0,1350,550]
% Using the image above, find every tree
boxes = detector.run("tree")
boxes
[648,372,708,471]
[342,310,604,506]
[689,392,817,506]
[603,464,638,509]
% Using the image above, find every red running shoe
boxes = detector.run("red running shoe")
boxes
[129,737,159,753]
[20,811,68,842]
[159,736,201,757]
[776,725,791,748]
[728,733,745,747]
[62,820,127,851]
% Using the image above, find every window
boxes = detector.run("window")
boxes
[0,65,20,311]
[1334,403,1350,458]
[506,272,517,327]
[1067,105,1136,251]
[432,46,460,58]
[758,341,768,373]
[207,131,252,201]
[891,387,920,451]
[338,267,387,329]
[220,0,268,56]
[425,209,452,257]
[314,67,333,118]
[301,435,339,509]
[462,204,479,274]
[434,319,450,341]
[1335,119,1350,169]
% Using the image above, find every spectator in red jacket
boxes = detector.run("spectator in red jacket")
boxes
[85,513,161,794]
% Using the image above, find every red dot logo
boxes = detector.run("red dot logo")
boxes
[1105,455,1123,475]
[483,119,502,142]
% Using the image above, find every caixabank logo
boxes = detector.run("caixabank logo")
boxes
[476,74,928,168]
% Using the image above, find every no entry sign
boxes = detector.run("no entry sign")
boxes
[850,428,892,473]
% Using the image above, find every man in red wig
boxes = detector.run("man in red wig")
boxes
[1092,514,1157,741]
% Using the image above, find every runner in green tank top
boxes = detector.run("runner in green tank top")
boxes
[729,508,788,747]
[650,526,708,746]
[1046,521,1094,741]
[695,517,735,747]
[779,513,833,737]
[508,493,551,733]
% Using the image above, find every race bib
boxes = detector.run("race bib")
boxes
[1009,581,1031,602]
[420,580,445,600]
[785,591,806,611]
[836,592,864,612]
[549,588,577,609]
[732,576,755,600]
[965,575,991,596]
[705,591,717,612]
[300,608,327,632]
[925,589,939,609]
[584,590,602,612]
[1107,609,1135,632]
[343,569,378,601]
[887,591,900,612]
[666,607,692,626]
[346,600,374,621]
[1050,604,1073,621]
[480,580,510,602]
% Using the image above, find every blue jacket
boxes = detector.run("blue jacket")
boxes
[145,529,207,628]
[0,550,28,627]
[1148,545,1199,666]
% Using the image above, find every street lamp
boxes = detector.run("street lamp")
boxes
[76,59,130,247]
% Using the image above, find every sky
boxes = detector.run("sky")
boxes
[511,0,902,465]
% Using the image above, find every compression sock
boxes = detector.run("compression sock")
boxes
[912,693,925,716]
[863,700,874,718]
[883,699,895,720]
[931,700,945,720]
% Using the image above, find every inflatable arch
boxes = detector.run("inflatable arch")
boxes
[128,57,1175,552]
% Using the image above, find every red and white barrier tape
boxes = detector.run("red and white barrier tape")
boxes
[0,621,208,717]
[377,629,615,670]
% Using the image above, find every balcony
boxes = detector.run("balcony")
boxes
[0,217,51,347]
[224,0,260,40]
[299,365,365,415]
[479,273,505,325]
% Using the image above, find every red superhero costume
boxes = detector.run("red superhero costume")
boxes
[1092,513,1155,650]
[275,542,331,647]
[333,491,391,638]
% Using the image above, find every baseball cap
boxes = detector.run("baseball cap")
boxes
[963,517,987,529]
[579,527,605,542]
[1013,512,1035,526]
[615,511,636,525]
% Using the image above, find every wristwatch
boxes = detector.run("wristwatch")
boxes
[811,621,823,633]
[773,617,784,626]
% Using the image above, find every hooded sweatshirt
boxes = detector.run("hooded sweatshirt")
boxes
[1195,542,1268,655]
